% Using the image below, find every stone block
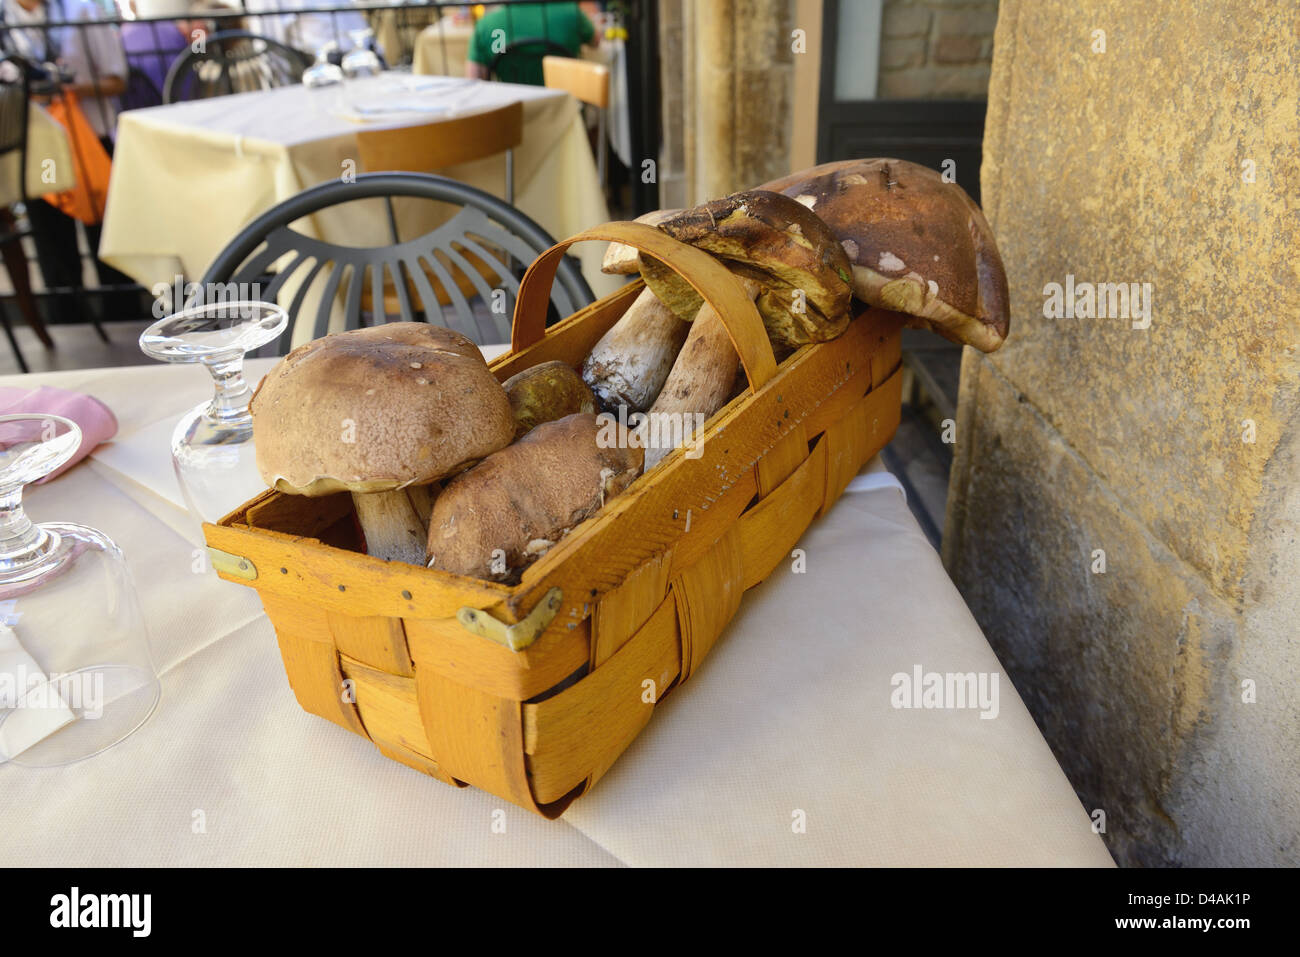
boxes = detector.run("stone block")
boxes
[932,34,985,63]
[880,35,928,70]
[882,1,932,38]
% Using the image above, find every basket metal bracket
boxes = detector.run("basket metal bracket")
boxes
[208,547,257,580]
[457,588,562,652]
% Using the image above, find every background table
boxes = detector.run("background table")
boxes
[98,75,617,346]
[0,359,1113,866]
[411,21,632,169]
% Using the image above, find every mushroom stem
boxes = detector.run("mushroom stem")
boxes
[582,287,689,413]
[353,485,436,565]
[643,278,760,470]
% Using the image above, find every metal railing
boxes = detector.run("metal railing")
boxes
[0,0,658,327]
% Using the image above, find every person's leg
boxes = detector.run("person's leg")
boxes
[22,199,83,326]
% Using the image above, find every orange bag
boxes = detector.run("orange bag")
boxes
[40,90,112,225]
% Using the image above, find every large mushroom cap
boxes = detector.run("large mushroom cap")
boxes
[761,158,1010,352]
[638,189,854,348]
[251,322,515,496]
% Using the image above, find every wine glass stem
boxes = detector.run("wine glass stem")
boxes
[0,484,47,568]
[206,356,252,422]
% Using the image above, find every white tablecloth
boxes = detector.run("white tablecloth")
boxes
[0,359,1113,866]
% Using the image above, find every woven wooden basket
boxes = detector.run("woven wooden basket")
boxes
[204,222,904,817]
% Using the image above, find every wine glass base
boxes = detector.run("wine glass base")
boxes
[0,663,161,767]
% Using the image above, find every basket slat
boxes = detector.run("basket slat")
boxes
[328,612,414,677]
[589,549,673,669]
[754,425,810,497]
[821,371,903,516]
[523,594,680,803]
[339,653,444,773]
[672,525,745,683]
[403,615,590,701]
[738,435,829,591]
[260,593,367,738]
[415,668,537,811]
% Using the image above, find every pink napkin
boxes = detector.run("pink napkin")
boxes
[0,386,118,483]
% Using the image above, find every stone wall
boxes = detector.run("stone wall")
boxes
[878,0,997,98]
[658,0,797,206]
[945,0,1300,865]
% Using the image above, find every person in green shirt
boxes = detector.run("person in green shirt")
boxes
[466,2,597,85]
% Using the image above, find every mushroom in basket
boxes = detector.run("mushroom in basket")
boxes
[634,189,855,468]
[761,158,1010,352]
[250,322,514,566]
[426,412,643,582]
[582,208,688,414]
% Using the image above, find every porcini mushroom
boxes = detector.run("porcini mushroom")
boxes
[250,322,515,566]
[761,158,1010,352]
[426,412,643,581]
[638,190,853,468]
[582,287,690,413]
[583,209,691,414]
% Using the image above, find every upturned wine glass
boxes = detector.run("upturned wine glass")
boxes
[342,29,382,79]
[0,414,160,766]
[139,301,287,525]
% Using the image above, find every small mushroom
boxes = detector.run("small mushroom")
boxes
[761,158,1010,352]
[250,323,515,565]
[638,190,853,469]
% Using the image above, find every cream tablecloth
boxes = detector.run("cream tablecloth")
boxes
[410,18,474,78]
[98,74,617,344]
[0,358,1113,867]
[0,103,75,208]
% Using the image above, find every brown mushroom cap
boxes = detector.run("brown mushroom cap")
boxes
[761,158,1009,352]
[251,322,515,496]
[637,190,854,348]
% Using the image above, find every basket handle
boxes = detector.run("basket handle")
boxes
[510,222,778,391]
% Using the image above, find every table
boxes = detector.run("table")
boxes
[98,74,618,346]
[0,359,1113,866]
[410,18,474,78]
[412,22,631,169]
[0,103,75,208]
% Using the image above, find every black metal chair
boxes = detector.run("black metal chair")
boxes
[121,64,164,113]
[163,31,312,105]
[489,37,573,85]
[0,54,54,372]
[200,172,595,352]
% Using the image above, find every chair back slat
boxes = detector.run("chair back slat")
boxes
[356,101,524,173]
[200,172,594,354]
[542,56,610,108]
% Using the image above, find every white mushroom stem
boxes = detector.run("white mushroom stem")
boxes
[353,484,436,566]
[601,209,681,274]
[582,287,689,413]
[643,278,761,470]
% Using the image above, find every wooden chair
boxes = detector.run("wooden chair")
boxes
[356,99,523,205]
[542,55,610,184]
